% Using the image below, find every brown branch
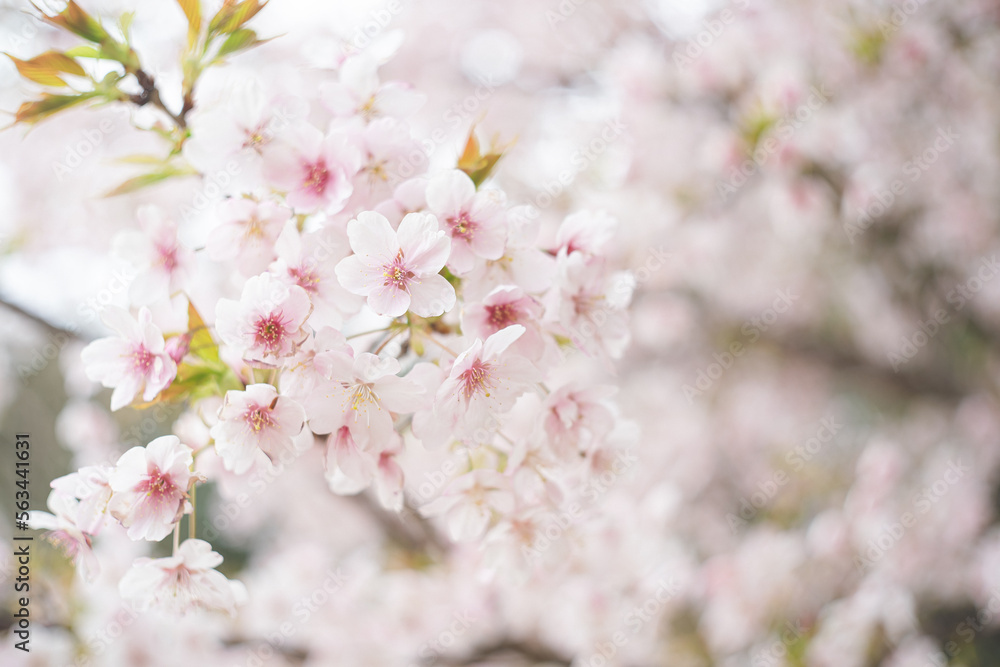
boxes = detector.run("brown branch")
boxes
[437,637,573,666]
[0,295,81,339]
[130,68,188,130]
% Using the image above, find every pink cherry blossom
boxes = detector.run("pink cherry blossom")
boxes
[28,490,99,582]
[119,539,246,616]
[207,199,292,275]
[80,306,178,411]
[50,465,114,535]
[420,325,540,446]
[549,252,634,361]
[320,54,425,121]
[463,286,546,360]
[324,426,405,510]
[211,383,306,474]
[420,470,515,542]
[554,210,617,258]
[108,435,193,542]
[112,205,195,304]
[335,210,455,317]
[425,169,507,275]
[461,205,556,301]
[305,351,424,448]
[270,222,361,328]
[264,125,361,213]
[215,272,313,363]
[542,383,618,460]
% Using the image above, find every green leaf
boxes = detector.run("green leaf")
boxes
[215,28,264,59]
[14,91,98,124]
[132,302,242,408]
[64,45,102,58]
[119,11,135,40]
[6,51,86,87]
[457,127,513,187]
[103,164,196,197]
[208,0,267,36]
[116,154,170,165]
[175,0,202,48]
[36,1,112,44]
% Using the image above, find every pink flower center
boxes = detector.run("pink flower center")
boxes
[447,212,477,241]
[132,346,155,374]
[138,466,177,502]
[254,312,291,352]
[487,303,518,329]
[242,123,270,152]
[44,530,89,558]
[302,160,330,195]
[459,359,496,399]
[289,266,320,293]
[157,242,179,272]
[245,406,275,432]
[381,251,415,292]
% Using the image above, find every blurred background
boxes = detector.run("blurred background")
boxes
[2,0,1000,665]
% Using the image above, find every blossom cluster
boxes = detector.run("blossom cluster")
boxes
[22,0,634,619]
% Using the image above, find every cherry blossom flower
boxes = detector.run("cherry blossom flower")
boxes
[461,205,556,301]
[334,210,455,317]
[432,325,539,444]
[324,426,405,510]
[215,272,313,363]
[425,169,507,275]
[50,465,114,535]
[542,383,618,459]
[264,125,361,213]
[549,252,634,361]
[270,222,361,328]
[207,199,292,275]
[305,351,424,448]
[28,490,99,582]
[183,76,307,195]
[554,210,618,258]
[108,436,193,542]
[80,306,178,411]
[463,286,546,360]
[352,117,427,206]
[211,383,306,474]
[113,205,195,304]
[119,539,246,616]
[320,54,425,121]
[420,470,515,541]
